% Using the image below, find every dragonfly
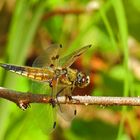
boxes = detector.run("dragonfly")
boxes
[0,44,91,133]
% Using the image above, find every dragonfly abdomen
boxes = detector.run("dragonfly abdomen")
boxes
[0,63,54,82]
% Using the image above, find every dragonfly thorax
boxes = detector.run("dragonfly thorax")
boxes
[55,68,90,88]
[54,67,77,86]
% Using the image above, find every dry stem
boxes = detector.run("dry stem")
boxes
[0,87,140,110]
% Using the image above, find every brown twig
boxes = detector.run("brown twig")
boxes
[0,87,52,110]
[42,1,101,20]
[43,7,94,20]
[1,87,140,110]
[43,2,100,20]
[43,8,84,20]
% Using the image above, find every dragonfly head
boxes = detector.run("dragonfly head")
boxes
[75,72,90,88]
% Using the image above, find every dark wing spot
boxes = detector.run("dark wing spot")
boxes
[74,109,77,115]
[51,56,55,60]
[50,64,54,67]
[56,54,59,59]
[53,121,56,129]
[51,55,59,60]
[88,44,92,48]
[60,44,63,48]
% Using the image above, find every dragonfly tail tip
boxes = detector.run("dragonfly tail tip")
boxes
[0,63,7,69]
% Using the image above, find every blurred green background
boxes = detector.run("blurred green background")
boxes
[0,0,140,139]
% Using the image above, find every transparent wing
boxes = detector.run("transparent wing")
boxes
[30,81,57,134]
[31,104,57,134]
[30,44,63,133]
[32,44,62,68]
[60,44,92,68]
[31,44,62,95]
[57,87,76,121]
[58,104,76,122]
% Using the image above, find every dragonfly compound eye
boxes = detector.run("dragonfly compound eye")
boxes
[76,72,90,88]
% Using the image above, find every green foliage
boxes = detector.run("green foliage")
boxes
[71,119,118,140]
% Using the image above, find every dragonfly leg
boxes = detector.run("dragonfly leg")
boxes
[65,95,80,104]
[48,98,57,129]
[55,87,66,112]
[50,87,53,98]
[49,82,55,98]
[69,85,80,104]
[49,98,56,108]
[49,87,66,111]
[64,95,80,116]
[56,87,66,97]
[49,78,58,97]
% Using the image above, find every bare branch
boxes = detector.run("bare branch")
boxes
[0,86,140,110]
[43,8,85,20]
[0,87,52,110]
[43,7,97,20]
[65,96,140,106]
